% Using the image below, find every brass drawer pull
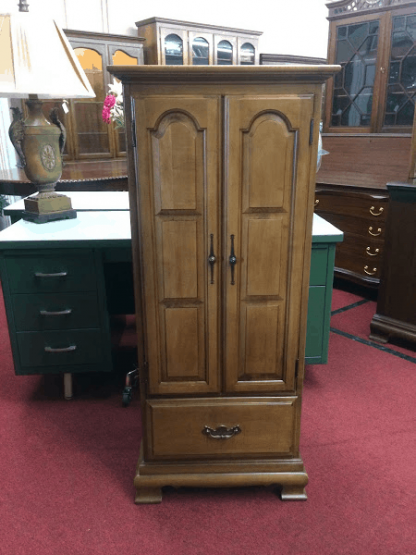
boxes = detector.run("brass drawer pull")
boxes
[44,345,77,353]
[208,233,216,285]
[35,271,68,278]
[368,227,382,237]
[202,425,241,440]
[314,199,320,207]
[366,247,380,257]
[364,266,377,276]
[369,206,384,217]
[40,309,72,317]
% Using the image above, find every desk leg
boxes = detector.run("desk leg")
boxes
[64,373,73,400]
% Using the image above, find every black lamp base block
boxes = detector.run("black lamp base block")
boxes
[22,209,77,224]
[22,193,77,224]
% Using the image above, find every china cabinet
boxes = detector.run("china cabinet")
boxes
[108,64,339,503]
[31,30,144,163]
[316,0,416,287]
[135,17,261,66]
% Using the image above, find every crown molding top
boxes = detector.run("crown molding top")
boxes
[135,16,263,36]
[64,29,145,43]
[326,0,416,20]
[108,64,341,85]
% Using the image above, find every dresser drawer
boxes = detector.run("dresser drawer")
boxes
[318,211,386,241]
[12,292,100,331]
[146,397,297,460]
[315,193,388,221]
[5,252,96,293]
[337,233,384,262]
[16,329,104,368]
[335,249,382,281]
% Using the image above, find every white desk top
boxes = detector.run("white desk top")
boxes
[0,211,131,245]
[4,191,130,213]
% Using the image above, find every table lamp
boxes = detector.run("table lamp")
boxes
[0,1,95,223]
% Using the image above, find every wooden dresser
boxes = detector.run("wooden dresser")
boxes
[317,0,416,288]
[109,64,339,503]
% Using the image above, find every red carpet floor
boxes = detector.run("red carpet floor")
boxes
[0,288,415,555]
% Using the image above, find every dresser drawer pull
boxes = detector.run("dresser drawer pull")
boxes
[368,227,382,237]
[364,266,377,276]
[40,309,72,317]
[314,199,319,207]
[366,247,380,257]
[35,271,68,278]
[369,206,384,217]
[202,425,241,440]
[44,345,77,353]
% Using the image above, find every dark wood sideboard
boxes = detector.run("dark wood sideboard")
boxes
[0,160,128,197]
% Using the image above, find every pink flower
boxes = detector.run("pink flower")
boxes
[102,106,111,124]
[104,94,116,108]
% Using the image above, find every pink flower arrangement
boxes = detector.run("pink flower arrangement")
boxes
[102,81,124,128]
[102,94,116,124]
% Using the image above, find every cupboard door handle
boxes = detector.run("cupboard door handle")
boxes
[368,227,382,237]
[229,234,237,285]
[35,271,68,278]
[40,309,72,317]
[364,266,377,276]
[366,247,380,257]
[208,233,216,285]
[44,345,77,353]
[202,425,241,440]
[369,206,384,217]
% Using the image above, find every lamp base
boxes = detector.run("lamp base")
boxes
[23,192,77,224]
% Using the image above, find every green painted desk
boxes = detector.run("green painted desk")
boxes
[0,203,342,396]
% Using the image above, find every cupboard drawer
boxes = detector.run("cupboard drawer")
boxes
[16,329,104,367]
[5,253,96,293]
[146,397,297,460]
[12,292,100,331]
[315,193,388,221]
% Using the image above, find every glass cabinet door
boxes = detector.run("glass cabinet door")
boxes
[240,42,255,65]
[384,13,416,127]
[217,40,233,65]
[192,37,210,65]
[73,47,111,157]
[330,20,380,128]
[164,34,184,65]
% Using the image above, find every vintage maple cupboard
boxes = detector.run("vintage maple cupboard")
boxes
[110,65,340,503]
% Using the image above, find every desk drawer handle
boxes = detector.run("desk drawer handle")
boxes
[366,247,380,257]
[364,266,377,276]
[35,272,68,278]
[40,309,72,317]
[369,206,384,217]
[202,425,241,440]
[44,345,77,353]
[368,227,382,237]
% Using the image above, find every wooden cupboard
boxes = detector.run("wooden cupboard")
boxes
[108,65,339,503]
[135,17,261,66]
[316,0,416,287]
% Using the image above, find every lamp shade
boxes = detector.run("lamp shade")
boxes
[0,12,95,99]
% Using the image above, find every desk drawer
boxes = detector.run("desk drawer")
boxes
[315,192,388,221]
[5,252,96,293]
[146,397,297,460]
[12,293,100,331]
[17,329,104,367]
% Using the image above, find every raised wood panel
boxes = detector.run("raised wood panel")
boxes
[246,218,282,297]
[135,96,220,395]
[224,95,314,393]
[160,220,198,299]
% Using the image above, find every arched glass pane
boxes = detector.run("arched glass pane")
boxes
[165,34,183,65]
[112,50,139,66]
[240,42,255,65]
[74,48,103,97]
[192,37,209,65]
[217,40,233,65]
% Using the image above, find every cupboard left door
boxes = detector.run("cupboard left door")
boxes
[134,96,221,395]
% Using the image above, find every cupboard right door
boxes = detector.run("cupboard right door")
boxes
[223,95,315,394]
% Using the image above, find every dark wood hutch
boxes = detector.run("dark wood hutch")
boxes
[316,0,416,288]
